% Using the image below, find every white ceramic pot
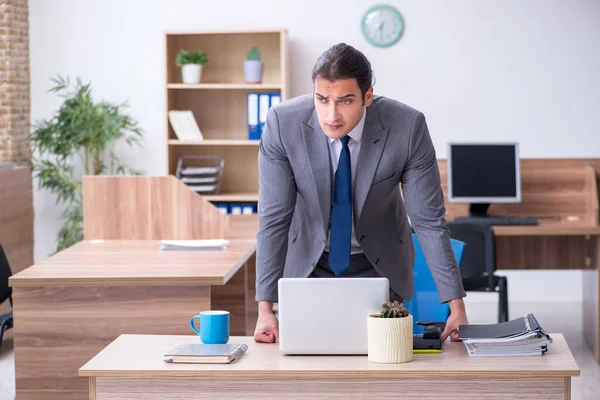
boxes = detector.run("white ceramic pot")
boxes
[182,64,202,84]
[367,314,413,363]
[244,60,263,83]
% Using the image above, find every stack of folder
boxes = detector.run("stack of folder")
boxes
[458,313,552,357]
[248,92,281,140]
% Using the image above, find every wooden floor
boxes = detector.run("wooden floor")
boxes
[1,300,600,399]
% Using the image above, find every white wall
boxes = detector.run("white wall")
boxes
[29,1,600,301]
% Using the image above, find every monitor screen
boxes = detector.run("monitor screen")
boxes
[448,143,520,203]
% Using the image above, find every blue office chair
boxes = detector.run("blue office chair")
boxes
[404,234,465,334]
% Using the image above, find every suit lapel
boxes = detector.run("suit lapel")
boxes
[354,105,389,226]
[302,110,332,237]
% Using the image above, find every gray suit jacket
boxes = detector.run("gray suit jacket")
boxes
[256,94,466,304]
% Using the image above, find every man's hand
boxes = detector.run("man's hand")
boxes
[254,301,280,343]
[442,298,469,342]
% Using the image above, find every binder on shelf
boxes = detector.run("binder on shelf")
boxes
[247,93,260,140]
[213,203,229,215]
[270,93,281,108]
[258,93,270,138]
[168,110,204,142]
[242,204,254,215]
[230,204,243,215]
[248,92,282,140]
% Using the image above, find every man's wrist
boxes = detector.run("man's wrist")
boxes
[258,301,274,315]
[448,298,466,314]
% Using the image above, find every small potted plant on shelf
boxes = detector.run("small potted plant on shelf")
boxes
[176,49,209,84]
[244,46,263,83]
[367,300,413,363]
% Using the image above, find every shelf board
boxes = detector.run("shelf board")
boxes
[203,193,258,202]
[167,83,282,90]
[165,29,285,36]
[168,139,259,146]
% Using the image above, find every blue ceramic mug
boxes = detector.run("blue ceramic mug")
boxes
[190,310,230,344]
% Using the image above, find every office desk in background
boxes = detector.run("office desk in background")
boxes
[80,334,579,400]
[490,221,600,364]
[9,237,257,400]
[441,160,600,362]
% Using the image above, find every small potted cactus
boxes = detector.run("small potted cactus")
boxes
[367,300,413,363]
[244,46,263,83]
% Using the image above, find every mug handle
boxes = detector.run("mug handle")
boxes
[189,315,201,335]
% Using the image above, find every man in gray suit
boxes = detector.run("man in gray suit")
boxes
[254,43,468,344]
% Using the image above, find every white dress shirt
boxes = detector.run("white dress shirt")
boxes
[325,109,367,255]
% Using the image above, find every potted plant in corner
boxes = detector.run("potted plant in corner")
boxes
[244,46,263,83]
[176,49,209,84]
[28,75,143,253]
[367,300,413,363]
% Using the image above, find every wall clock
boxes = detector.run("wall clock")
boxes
[361,4,404,48]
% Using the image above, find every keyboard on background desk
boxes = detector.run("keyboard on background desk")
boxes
[453,216,539,226]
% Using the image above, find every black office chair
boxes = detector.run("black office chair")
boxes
[446,221,509,323]
[0,244,14,349]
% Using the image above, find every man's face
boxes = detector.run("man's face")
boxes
[314,76,373,140]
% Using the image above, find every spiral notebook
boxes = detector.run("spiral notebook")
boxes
[164,343,248,364]
[458,313,552,357]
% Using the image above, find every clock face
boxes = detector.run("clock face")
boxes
[361,5,404,48]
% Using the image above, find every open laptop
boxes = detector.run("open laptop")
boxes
[277,277,389,354]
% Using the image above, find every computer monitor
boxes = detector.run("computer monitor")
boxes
[447,143,521,217]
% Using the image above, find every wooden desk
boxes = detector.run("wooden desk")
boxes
[9,239,257,400]
[80,334,579,400]
[490,222,600,364]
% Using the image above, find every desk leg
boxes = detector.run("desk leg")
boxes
[89,377,96,400]
[564,377,571,400]
[13,285,211,400]
[583,236,599,362]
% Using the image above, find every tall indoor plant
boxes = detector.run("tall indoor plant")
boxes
[29,76,143,253]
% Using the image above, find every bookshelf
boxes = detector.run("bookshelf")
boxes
[165,30,288,205]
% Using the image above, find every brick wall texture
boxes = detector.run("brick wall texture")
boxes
[0,0,30,163]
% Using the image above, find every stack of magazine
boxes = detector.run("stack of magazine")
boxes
[458,313,552,357]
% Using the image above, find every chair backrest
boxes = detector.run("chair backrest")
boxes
[446,221,496,288]
[404,234,465,334]
[0,244,13,305]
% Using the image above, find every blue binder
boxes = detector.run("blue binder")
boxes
[248,92,282,140]
[270,93,281,108]
[258,93,270,138]
[229,203,243,215]
[248,93,260,140]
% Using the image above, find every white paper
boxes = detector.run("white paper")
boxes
[159,239,229,251]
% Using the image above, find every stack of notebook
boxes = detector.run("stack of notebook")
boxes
[458,313,552,357]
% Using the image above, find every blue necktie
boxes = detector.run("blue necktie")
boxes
[329,135,352,276]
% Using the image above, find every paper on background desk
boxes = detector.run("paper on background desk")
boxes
[159,239,229,250]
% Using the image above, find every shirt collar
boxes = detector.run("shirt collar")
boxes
[329,108,367,144]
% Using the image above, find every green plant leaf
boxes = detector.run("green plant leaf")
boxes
[176,49,209,66]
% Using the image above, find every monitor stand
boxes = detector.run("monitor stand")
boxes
[469,203,490,218]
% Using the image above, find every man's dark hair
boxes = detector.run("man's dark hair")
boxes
[311,43,373,102]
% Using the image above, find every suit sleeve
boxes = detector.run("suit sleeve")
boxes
[401,113,466,303]
[255,107,297,302]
